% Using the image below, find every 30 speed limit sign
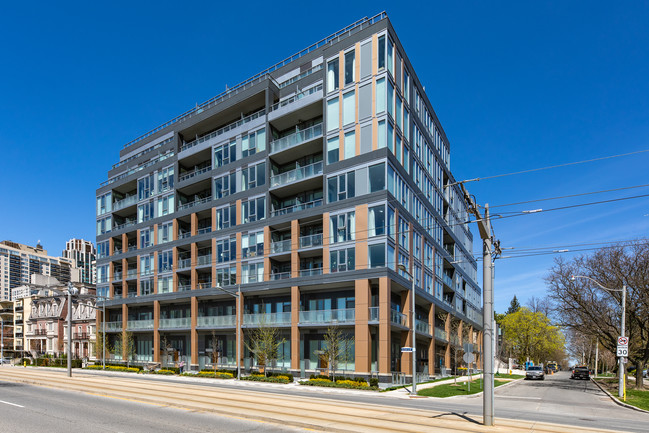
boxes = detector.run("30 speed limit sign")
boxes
[617,336,629,356]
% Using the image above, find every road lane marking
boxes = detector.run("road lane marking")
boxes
[496,396,542,400]
[0,400,24,408]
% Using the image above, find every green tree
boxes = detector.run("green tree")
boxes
[320,324,354,381]
[114,331,136,368]
[245,313,286,376]
[506,295,521,315]
[95,330,111,363]
[500,307,565,364]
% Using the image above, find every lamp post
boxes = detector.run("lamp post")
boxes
[397,264,417,396]
[215,283,241,380]
[570,275,626,398]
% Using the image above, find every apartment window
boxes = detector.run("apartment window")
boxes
[214,140,237,168]
[138,174,154,201]
[344,130,355,160]
[158,250,173,272]
[242,128,266,158]
[377,120,386,149]
[330,248,355,272]
[138,201,154,223]
[157,194,174,217]
[403,145,410,174]
[140,255,153,276]
[96,192,112,216]
[387,38,394,76]
[403,110,409,140]
[403,69,410,103]
[157,166,174,193]
[327,98,339,132]
[327,136,339,164]
[369,162,385,193]
[97,217,112,235]
[329,211,355,243]
[396,96,402,131]
[97,241,109,259]
[398,252,409,278]
[343,91,355,126]
[215,204,236,230]
[140,228,151,249]
[396,135,402,165]
[242,262,264,284]
[387,207,396,240]
[327,171,355,203]
[216,236,236,263]
[241,231,263,259]
[377,35,385,70]
[387,122,394,154]
[425,241,433,270]
[97,265,108,284]
[399,217,409,247]
[241,196,266,224]
[369,243,386,268]
[387,244,395,270]
[327,58,339,92]
[214,172,236,199]
[344,50,355,85]
[158,276,172,294]
[158,222,173,244]
[241,162,266,191]
[376,78,386,114]
[140,279,153,296]
[215,266,237,286]
[387,81,394,119]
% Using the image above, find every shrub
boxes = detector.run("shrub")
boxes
[369,378,379,388]
[299,378,377,390]
[241,374,291,384]
[150,369,176,375]
[266,371,294,382]
[85,365,139,373]
[194,371,234,379]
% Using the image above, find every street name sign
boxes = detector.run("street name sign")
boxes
[401,347,413,352]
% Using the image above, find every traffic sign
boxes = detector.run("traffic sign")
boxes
[463,352,475,363]
[401,347,414,352]
[617,347,629,357]
[617,336,628,346]
[463,343,474,354]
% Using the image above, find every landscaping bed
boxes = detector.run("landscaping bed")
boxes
[595,377,649,411]
[299,375,378,390]
[417,379,507,397]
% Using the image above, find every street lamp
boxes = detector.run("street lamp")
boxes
[397,264,417,396]
[570,275,626,398]
[214,283,241,380]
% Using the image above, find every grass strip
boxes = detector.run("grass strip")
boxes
[417,379,507,397]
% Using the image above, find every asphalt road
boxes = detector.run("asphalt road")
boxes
[0,380,309,433]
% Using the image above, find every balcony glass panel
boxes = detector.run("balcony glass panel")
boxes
[390,309,407,327]
[179,165,212,182]
[105,321,122,331]
[113,195,137,211]
[270,271,291,281]
[299,267,323,277]
[299,233,323,249]
[369,307,379,321]
[270,161,323,188]
[243,312,291,326]
[269,84,323,112]
[127,319,154,330]
[197,315,236,327]
[178,284,192,292]
[179,196,211,210]
[271,199,323,217]
[159,318,191,328]
[178,259,191,269]
[270,123,323,154]
[415,319,430,335]
[299,308,355,324]
[197,255,212,266]
[270,240,292,254]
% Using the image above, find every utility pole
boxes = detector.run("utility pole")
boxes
[460,184,500,426]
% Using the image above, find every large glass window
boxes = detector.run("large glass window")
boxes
[344,50,355,85]
[329,211,355,243]
[158,222,173,244]
[377,120,386,149]
[403,69,410,102]
[369,243,386,268]
[242,231,264,259]
[327,58,339,92]
[326,98,339,132]
[140,254,153,276]
[369,163,385,192]
[387,38,394,76]
[97,192,112,216]
[387,207,395,240]
[158,276,172,294]
[344,130,355,160]
[327,136,339,164]
[396,96,402,130]
[368,205,385,237]
[242,162,266,191]
[140,228,151,249]
[138,174,154,201]
[215,204,236,230]
[158,250,173,272]
[214,140,237,168]
[157,166,174,193]
[327,171,355,203]
[387,81,394,118]
[216,236,236,263]
[157,194,174,217]
[137,201,154,223]
[214,172,236,199]
[377,35,385,70]
[376,78,386,114]
[242,262,264,284]
[330,248,355,272]
[343,91,355,126]
[242,128,266,157]
[97,240,109,259]
[242,196,266,224]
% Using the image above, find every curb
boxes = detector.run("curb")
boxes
[591,378,649,414]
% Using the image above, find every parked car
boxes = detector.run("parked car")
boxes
[0,358,12,365]
[526,365,545,380]
[571,366,590,380]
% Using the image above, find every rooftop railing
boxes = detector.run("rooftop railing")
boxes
[120,12,386,151]
[270,122,323,154]
[278,65,323,89]
[269,84,323,112]
[100,151,174,187]
[180,109,266,153]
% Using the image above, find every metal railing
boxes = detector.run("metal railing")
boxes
[179,196,211,210]
[197,315,236,327]
[112,137,173,169]
[443,274,454,288]
[299,267,323,277]
[120,12,387,151]
[270,161,323,188]
[198,281,212,289]
[127,319,154,330]
[197,255,212,266]
[181,109,266,153]
[178,284,191,292]
[177,258,191,269]
[278,64,323,89]
[197,227,212,235]
[270,271,291,281]
[126,269,138,279]
[271,199,323,217]
[269,84,323,112]
[113,272,123,281]
[270,239,292,254]
[391,309,407,327]
[243,312,292,326]
[178,165,212,182]
[159,318,191,328]
[114,220,136,231]
[100,151,174,187]
[179,231,192,239]
[270,122,323,154]
[299,233,323,249]
[416,319,431,335]
[113,195,137,211]
[299,308,355,324]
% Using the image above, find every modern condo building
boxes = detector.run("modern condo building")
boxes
[96,13,483,381]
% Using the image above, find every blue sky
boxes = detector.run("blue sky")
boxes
[1,2,648,313]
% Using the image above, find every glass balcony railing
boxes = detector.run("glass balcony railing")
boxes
[269,84,323,112]
[299,233,323,249]
[197,315,236,327]
[159,318,191,328]
[114,220,136,231]
[443,274,454,288]
[450,334,460,346]
[299,308,355,324]
[179,231,192,239]
[369,307,379,321]
[105,321,122,331]
[197,255,212,266]
[179,165,212,182]
[270,161,323,188]
[270,239,291,254]
[181,109,265,153]
[179,196,211,210]
[270,271,291,281]
[243,312,291,326]
[112,272,123,281]
[271,199,323,217]
[178,284,191,292]
[416,319,431,335]
[270,123,323,154]
[178,258,191,269]
[299,267,323,277]
[198,281,212,290]
[127,319,154,330]
[391,309,407,327]
[113,195,137,211]
[126,269,138,279]
[197,227,212,235]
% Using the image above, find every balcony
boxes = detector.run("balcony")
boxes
[197,281,212,290]
[443,274,454,288]
[197,227,212,235]
[126,269,138,280]
[178,284,192,292]
[127,319,154,330]
[415,319,430,335]
[299,308,354,325]
[243,312,291,326]
[270,239,291,254]
[113,195,137,211]
[271,198,323,218]
[106,321,122,331]
[113,271,123,281]
[299,267,323,277]
[114,220,136,231]
[369,307,379,321]
[390,310,407,327]
[270,161,323,189]
[178,165,212,182]
[180,109,265,153]
[35,329,48,335]
[270,122,323,154]
[299,233,322,249]
[179,230,192,239]
[434,327,448,341]
[73,332,90,340]
[269,271,291,281]
[269,84,323,112]
[197,315,236,327]
[179,196,211,211]
[450,334,460,346]
[177,258,191,270]
[159,318,191,329]
[197,255,212,267]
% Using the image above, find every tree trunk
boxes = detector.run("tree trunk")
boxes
[635,361,645,389]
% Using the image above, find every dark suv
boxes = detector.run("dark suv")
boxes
[571,366,590,380]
